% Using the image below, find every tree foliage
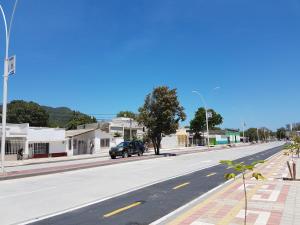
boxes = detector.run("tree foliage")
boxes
[2,100,49,127]
[116,111,137,120]
[190,107,223,134]
[244,128,258,142]
[276,127,286,140]
[66,111,97,130]
[137,86,186,155]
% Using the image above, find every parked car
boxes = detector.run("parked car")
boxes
[109,141,145,159]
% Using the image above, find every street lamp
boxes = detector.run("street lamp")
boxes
[0,0,18,174]
[192,91,210,148]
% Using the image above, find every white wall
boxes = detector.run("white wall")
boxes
[50,141,66,154]
[28,127,65,142]
[161,135,178,149]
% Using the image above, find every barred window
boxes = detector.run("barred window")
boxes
[32,143,49,155]
[101,139,110,147]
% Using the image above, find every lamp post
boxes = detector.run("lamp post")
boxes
[0,0,18,174]
[193,91,210,148]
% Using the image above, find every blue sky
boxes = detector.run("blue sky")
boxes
[0,0,300,130]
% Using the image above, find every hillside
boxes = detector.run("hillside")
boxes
[41,106,92,128]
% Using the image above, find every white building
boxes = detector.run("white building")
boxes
[78,117,145,141]
[66,128,113,156]
[0,123,66,160]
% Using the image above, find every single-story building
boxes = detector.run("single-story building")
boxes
[161,128,241,149]
[0,123,66,160]
[161,128,188,149]
[66,128,113,155]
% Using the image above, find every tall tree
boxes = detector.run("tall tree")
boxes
[137,86,186,155]
[66,111,97,130]
[2,100,49,127]
[190,107,223,134]
[244,128,258,142]
[116,111,137,120]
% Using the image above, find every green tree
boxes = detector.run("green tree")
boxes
[190,107,223,134]
[2,100,49,127]
[244,128,258,142]
[137,86,186,155]
[66,111,97,130]
[276,127,286,140]
[116,111,137,120]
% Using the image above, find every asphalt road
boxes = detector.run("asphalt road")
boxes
[29,145,283,225]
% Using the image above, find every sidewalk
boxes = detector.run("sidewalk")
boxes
[159,151,300,225]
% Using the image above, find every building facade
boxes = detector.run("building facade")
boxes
[66,128,113,155]
[0,123,66,160]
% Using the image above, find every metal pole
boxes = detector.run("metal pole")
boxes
[0,5,8,174]
[205,108,209,147]
[242,121,245,143]
[193,91,209,148]
[130,118,132,141]
[0,1,18,173]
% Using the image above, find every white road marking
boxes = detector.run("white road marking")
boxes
[0,186,57,199]
[201,160,212,163]
[191,221,215,225]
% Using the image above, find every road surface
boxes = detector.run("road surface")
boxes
[0,142,283,225]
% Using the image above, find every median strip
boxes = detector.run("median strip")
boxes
[206,172,216,177]
[103,201,142,218]
[173,182,190,190]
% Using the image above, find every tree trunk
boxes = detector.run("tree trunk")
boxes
[156,137,161,155]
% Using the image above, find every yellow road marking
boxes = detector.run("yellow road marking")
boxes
[173,182,190,190]
[206,172,216,177]
[103,201,141,218]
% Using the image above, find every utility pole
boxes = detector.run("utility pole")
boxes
[129,118,132,141]
[0,1,18,174]
[192,91,210,148]
[257,128,260,143]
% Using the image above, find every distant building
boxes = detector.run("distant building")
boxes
[77,117,145,141]
[161,128,241,149]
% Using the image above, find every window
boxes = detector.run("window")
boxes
[101,138,110,148]
[68,139,72,150]
[73,139,77,149]
[32,143,49,155]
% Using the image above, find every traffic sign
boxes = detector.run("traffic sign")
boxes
[8,55,16,75]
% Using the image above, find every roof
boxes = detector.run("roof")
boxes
[66,128,96,137]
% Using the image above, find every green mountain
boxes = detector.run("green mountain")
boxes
[41,106,93,128]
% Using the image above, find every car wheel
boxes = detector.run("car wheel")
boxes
[111,155,116,159]
[138,151,143,156]
[122,151,128,158]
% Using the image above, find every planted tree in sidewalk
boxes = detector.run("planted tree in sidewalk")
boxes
[220,160,264,225]
[137,86,186,155]
[283,136,300,180]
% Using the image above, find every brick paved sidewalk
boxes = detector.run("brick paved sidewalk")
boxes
[164,152,300,225]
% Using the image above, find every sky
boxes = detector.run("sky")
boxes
[0,0,300,130]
